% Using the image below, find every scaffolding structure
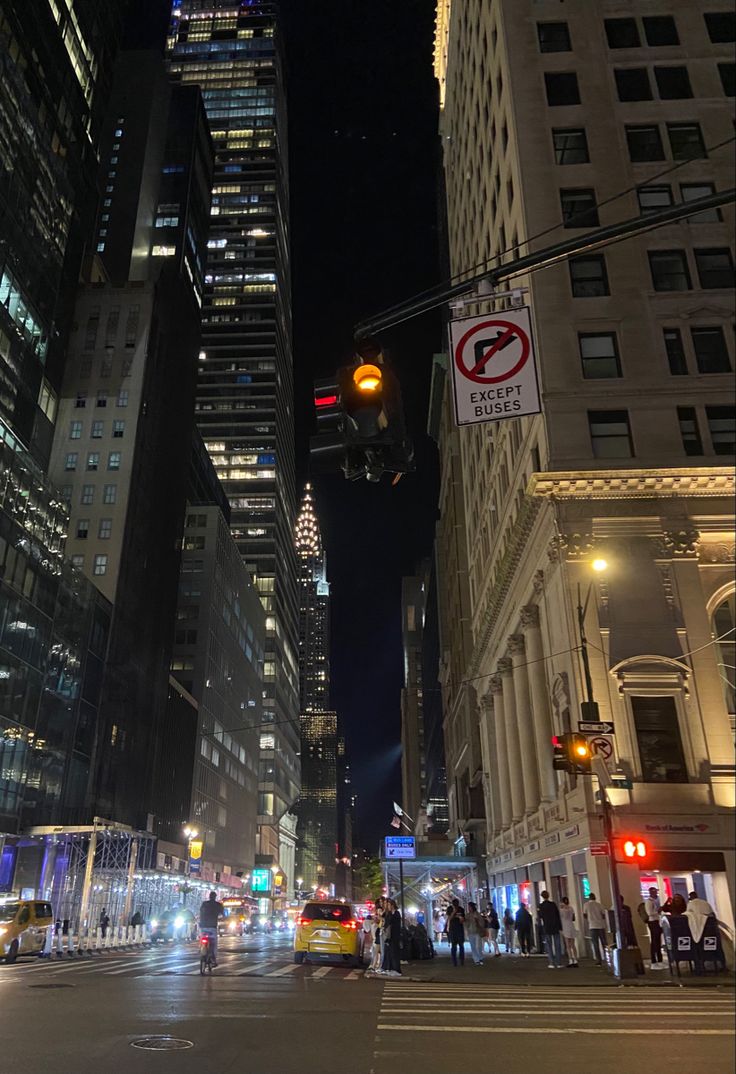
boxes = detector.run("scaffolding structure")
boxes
[23,820,219,930]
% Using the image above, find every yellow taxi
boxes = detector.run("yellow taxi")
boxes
[293,901,362,966]
[0,899,54,963]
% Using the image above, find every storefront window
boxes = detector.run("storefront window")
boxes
[631,695,688,782]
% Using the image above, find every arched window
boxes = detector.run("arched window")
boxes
[712,591,735,718]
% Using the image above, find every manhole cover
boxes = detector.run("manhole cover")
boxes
[29,983,74,989]
[131,1037,194,1051]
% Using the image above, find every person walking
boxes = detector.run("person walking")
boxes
[99,908,110,938]
[584,893,609,966]
[447,898,466,967]
[502,908,516,953]
[644,887,664,969]
[466,902,486,965]
[515,903,534,957]
[559,897,579,967]
[486,906,501,956]
[538,891,563,969]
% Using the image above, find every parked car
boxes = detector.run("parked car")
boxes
[0,899,54,963]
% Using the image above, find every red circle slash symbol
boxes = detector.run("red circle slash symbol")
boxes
[590,736,613,759]
[454,319,530,385]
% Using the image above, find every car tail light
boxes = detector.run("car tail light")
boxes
[340,919,358,930]
[297,916,309,926]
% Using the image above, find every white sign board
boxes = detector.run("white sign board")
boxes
[449,307,541,427]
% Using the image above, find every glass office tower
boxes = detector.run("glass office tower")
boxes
[166,0,299,861]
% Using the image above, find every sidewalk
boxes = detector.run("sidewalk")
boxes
[395,941,735,988]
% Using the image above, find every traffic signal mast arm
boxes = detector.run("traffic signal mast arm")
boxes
[354,187,735,338]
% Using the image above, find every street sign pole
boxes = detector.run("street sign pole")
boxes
[399,859,406,923]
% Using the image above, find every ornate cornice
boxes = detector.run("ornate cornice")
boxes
[530,467,735,500]
[468,496,542,676]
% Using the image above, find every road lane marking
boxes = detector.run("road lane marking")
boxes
[377,1025,735,1036]
[345,970,363,979]
[266,963,302,976]
[309,967,333,978]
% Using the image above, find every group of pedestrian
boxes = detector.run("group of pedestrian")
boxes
[640,887,717,968]
[364,897,403,977]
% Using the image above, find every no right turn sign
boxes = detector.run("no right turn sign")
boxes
[449,306,541,427]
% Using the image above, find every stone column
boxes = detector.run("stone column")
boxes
[508,633,540,814]
[521,604,557,802]
[477,691,494,833]
[499,657,524,822]
[489,675,512,830]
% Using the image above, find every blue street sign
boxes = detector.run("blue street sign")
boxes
[384,835,416,860]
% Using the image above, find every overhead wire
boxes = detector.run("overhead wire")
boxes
[367,133,736,321]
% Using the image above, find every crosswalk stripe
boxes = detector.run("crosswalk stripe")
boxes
[377,1025,735,1036]
[236,959,282,976]
[266,963,302,977]
[345,970,363,979]
[382,1005,730,1013]
[382,987,733,1000]
[376,992,730,1000]
[309,966,332,978]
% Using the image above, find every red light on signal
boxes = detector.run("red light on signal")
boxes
[623,839,648,859]
[551,736,561,746]
[315,393,338,408]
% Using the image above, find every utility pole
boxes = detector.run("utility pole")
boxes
[576,583,625,963]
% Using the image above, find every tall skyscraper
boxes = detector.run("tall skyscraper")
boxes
[47,52,214,829]
[0,0,124,466]
[400,559,449,841]
[295,483,330,712]
[166,0,299,865]
[433,1,734,923]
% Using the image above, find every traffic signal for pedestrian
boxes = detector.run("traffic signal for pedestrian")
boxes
[621,837,649,862]
[551,733,592,774]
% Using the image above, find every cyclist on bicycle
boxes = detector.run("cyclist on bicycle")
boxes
[198,891,224,966]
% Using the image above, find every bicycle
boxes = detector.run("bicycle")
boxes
[199,932,215,975]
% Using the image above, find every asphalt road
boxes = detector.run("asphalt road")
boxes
[1,934,733,1074]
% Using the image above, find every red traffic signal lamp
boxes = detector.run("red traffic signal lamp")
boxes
[551,732,592,774]
[621,838,649,862]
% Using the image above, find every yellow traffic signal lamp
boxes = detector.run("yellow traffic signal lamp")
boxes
[551,732,592,774]
[353,363,383,392]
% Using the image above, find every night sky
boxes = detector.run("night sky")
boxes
[130,0,442,852]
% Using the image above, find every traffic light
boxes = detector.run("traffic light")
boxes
[309,337,414,482]
[551,733,592,774]
[621,838,648,862]
[309,376,345,466]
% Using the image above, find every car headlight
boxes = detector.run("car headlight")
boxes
[0,927,6,936]
[151,920,159,929]
[174,916,184,929]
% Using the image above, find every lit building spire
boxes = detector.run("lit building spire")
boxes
[295,482,322,557]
